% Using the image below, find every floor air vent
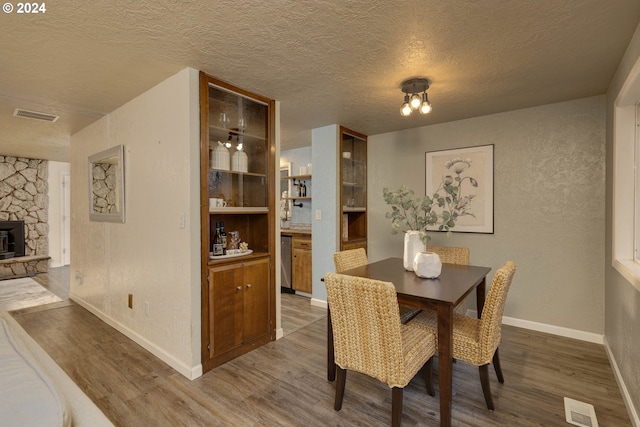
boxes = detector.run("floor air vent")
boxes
[13,108,59,122]
[564,397,599,427]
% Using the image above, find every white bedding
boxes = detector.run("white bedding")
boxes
[0,309,113,427]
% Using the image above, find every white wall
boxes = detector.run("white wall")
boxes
[69,68,202,379]
[47,161,70,267]
[369,96,606,338]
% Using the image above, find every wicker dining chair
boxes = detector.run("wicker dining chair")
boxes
[410,261,516,410]
[333,249,421,323]
[426,245,470,315]
[324,272,436,427]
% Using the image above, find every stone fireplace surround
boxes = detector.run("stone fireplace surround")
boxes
[0,156,50,279]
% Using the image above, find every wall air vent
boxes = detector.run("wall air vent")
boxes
[13,108,59,123]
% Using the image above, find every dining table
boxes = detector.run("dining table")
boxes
[327,257,492,427]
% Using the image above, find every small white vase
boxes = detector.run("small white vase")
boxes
[231,149,248,173]
[413,251,442,278]
[403,231,425,271]
[211,141,230,171]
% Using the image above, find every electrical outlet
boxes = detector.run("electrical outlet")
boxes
[75,271,83,285]
[128,294,133,309]
[144,301,150,317]
[315,209,322,220]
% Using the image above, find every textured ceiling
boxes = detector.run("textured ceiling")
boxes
[1,0,639,162]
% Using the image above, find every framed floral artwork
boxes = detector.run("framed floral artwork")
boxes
[425,144,494,234]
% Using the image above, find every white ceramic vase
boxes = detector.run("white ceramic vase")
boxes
[231,149,248,173]
[211,141,230,171]
[413,251,442,278]
[403,230,425,271]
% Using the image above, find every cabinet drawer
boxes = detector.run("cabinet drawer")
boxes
[293,237,312,250]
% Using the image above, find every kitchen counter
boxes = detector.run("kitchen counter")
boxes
[281,227,311,236]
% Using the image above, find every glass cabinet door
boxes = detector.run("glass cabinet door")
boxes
[341,132,367,211]
[207,84,268,209]
[340,127,367,250]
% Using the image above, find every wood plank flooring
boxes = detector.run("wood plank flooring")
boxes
[10,268,632,426]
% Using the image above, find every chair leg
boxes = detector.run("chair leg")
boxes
[422,356,435,397]
[391,387,403,427]
[479,364,495,410]
[493,347,504,383]
[334,366,346,411]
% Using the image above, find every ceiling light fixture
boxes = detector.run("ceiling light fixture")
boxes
[400,78,432,116]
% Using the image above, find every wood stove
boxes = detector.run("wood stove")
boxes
[0,220,25,259]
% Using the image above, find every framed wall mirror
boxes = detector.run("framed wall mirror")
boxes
[88,144,125,223]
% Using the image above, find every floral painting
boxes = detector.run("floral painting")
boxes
[425,144,494,233]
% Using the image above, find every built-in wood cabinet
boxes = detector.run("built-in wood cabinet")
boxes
[292,235,312,293]
[200,72,275,372]
[208,259,270,361]
[340,126,367,251]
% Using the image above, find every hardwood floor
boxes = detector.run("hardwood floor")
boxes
[280,292,326,336]
[10,268,632,426]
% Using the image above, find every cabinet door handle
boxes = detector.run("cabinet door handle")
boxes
[236,286,242,291]
[246,284,252,289]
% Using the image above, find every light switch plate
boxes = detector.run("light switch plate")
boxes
[315,209,321,220]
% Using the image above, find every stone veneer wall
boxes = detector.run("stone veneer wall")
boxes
[0,156,49,257]
[91,162,117,213]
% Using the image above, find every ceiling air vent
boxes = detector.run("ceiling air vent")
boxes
[13,108,59,123]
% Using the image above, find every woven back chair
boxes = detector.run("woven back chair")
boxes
[333,249,420,324]
[411,261,516,410]
[333,248,368,273]
[427,245,470,315]
[324,272,436,427]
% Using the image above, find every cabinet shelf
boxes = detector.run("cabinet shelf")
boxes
[285,174,312,180]
[283,197,311,201]
[209,125,266,142]
[210,168,267,178]
[207,251,269,266]
[209,207,269,214]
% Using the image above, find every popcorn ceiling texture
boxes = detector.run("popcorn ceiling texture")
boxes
[2,1,640,161]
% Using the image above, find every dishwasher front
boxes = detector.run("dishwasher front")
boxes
[280,235,294,293]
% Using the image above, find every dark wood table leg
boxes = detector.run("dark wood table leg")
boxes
[476,278,486,318]
[327,307,335,381]
[437,303,454,427]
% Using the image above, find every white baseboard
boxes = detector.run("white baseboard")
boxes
[70,293,202,380]
[604,337,640,427]
[310,298,327,309]
[275,327,284,340]
[467,310,604,344]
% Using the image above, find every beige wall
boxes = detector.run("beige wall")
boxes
[69,67,202,379]
[605,23,640,424]
[368,96,606,337]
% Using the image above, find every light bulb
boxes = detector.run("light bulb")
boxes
[419,92,432,114]
[410,93,422,109]
[400,93,412,116]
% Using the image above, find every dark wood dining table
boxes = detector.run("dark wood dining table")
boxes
[327,257,492,427]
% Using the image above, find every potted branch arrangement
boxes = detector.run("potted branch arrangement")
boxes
[384,158,479,277]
